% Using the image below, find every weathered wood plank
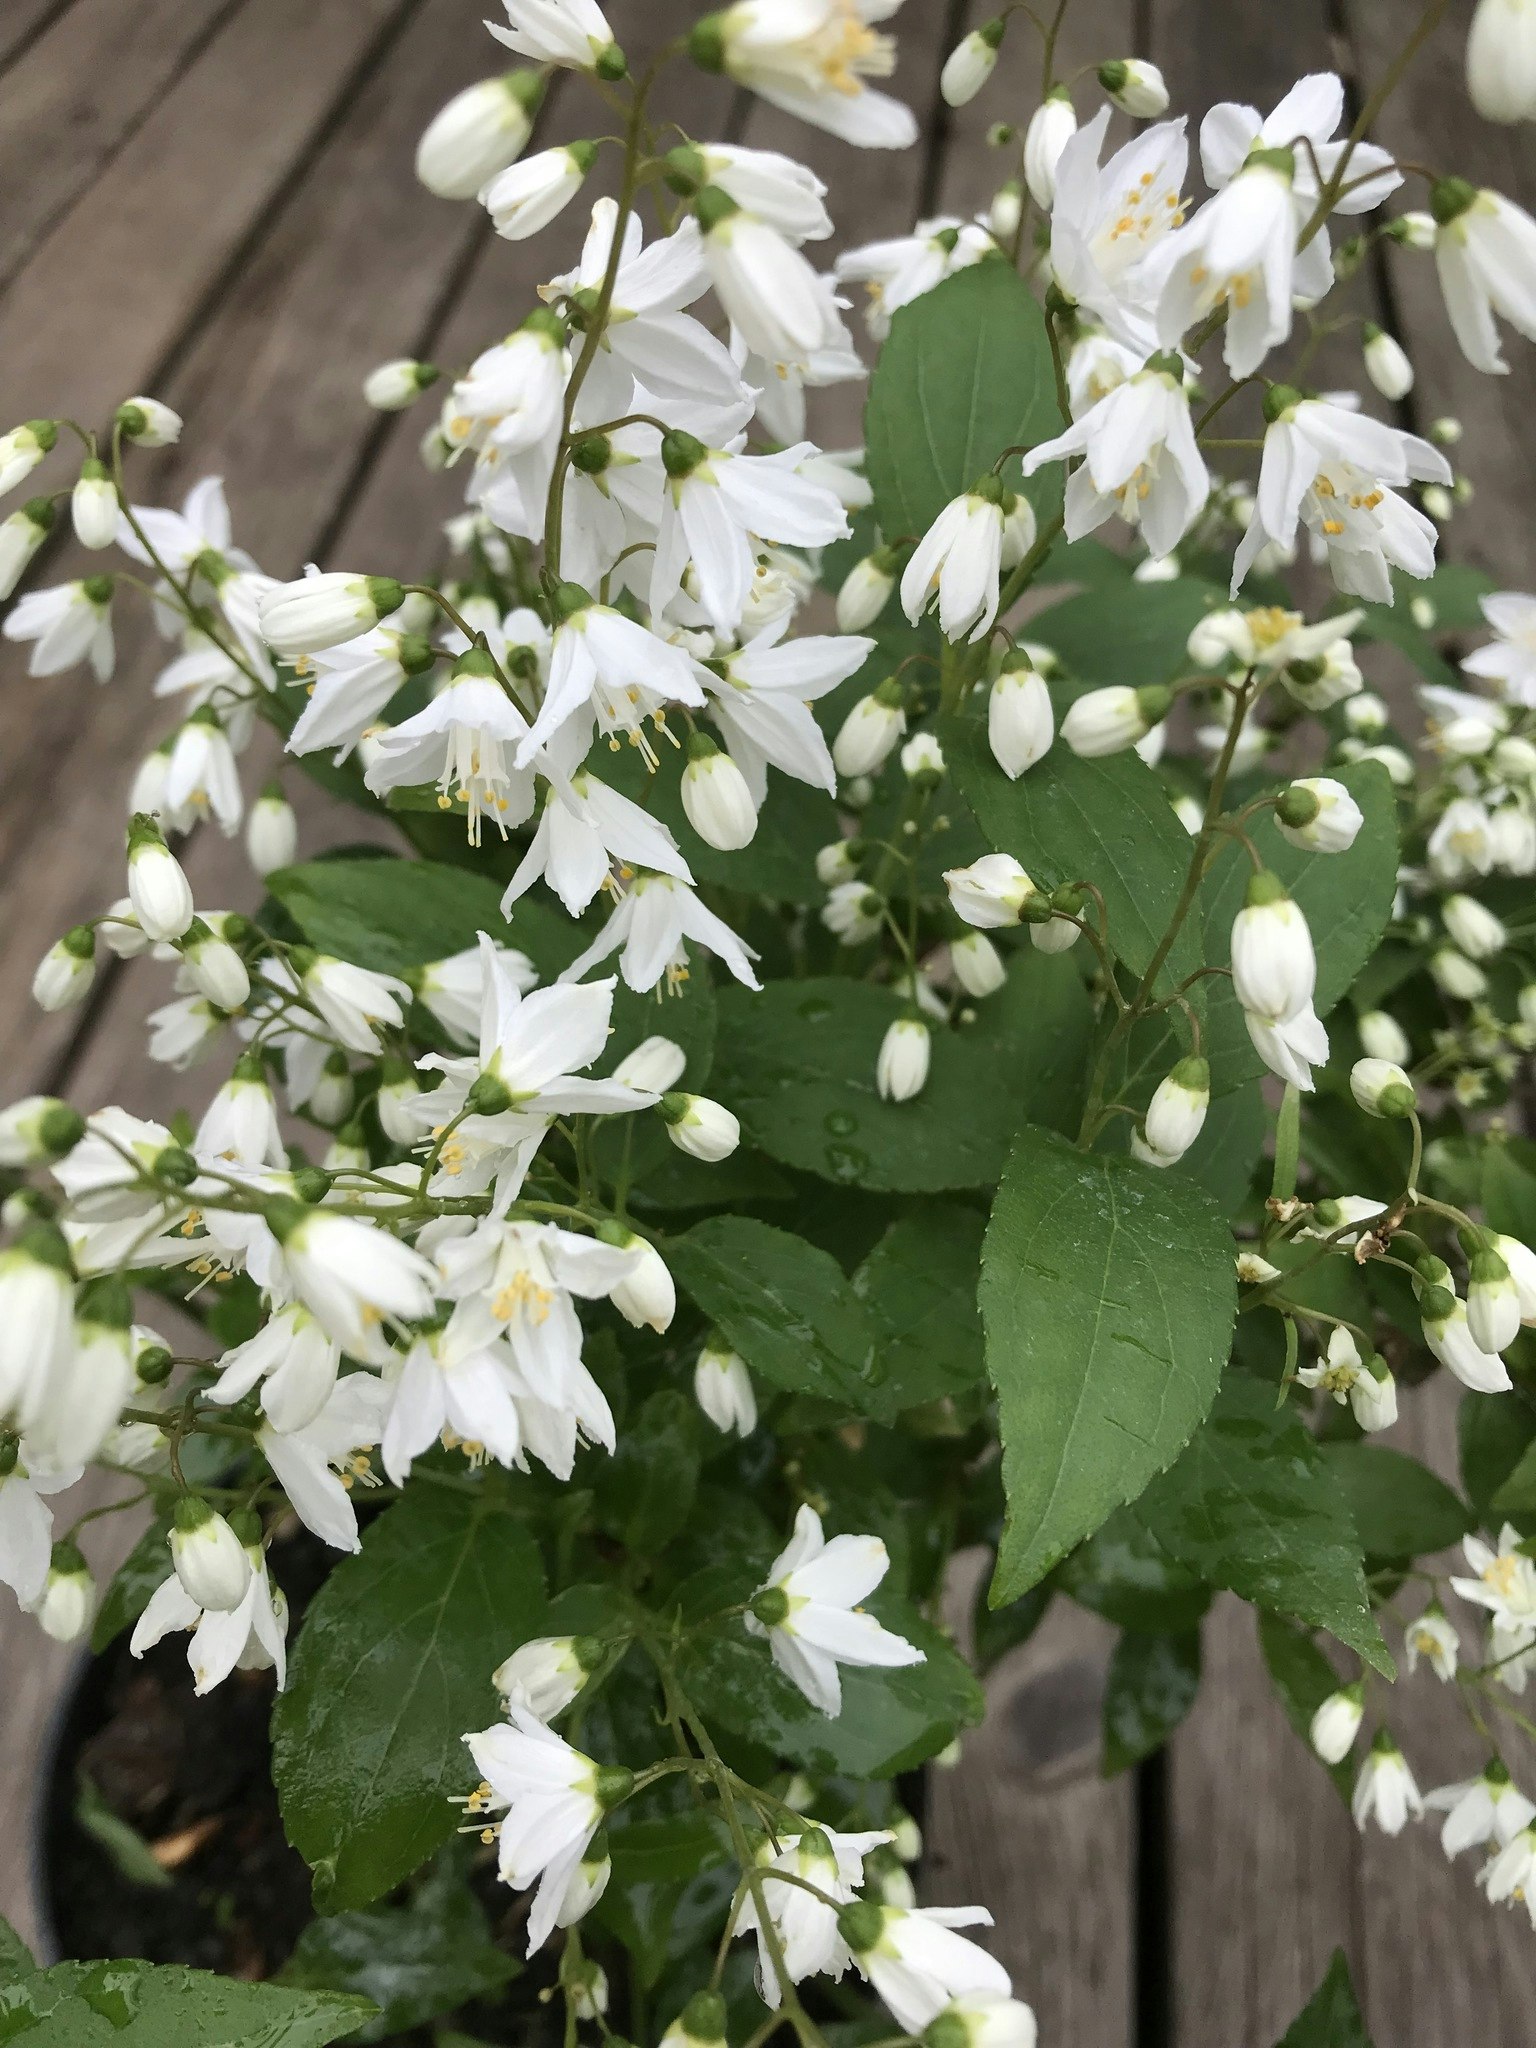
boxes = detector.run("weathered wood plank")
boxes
[0,0,416,432]
[0,0,242,290]
[1341,0,1536,588]
[925,1564,1134,2045]
[0,0,77,75]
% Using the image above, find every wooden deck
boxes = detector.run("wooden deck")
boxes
[2,0,1535,2038]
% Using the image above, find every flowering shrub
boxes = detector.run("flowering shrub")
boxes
[4,0,1536,2037]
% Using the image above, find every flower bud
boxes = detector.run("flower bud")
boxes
[1388,210,1437,250]
[833,687,906,778]
[900,732,945,786]
[660,1093,740,1163]
[170,1497,251,1612]
[1466,0,1536,122]
[1350,1057,1417,1119]
[1357,1010,1410,1065]
[0,1095,86,1167]
[363,358,441,411]
[1468,1245,1521,1355]
[258,573,406,659]
[815,839,861,887]
[1362,323,1414,400]
[179,918,249,1010]
[1310,1683,1364,1764]
[1443,892,1506,959]
[482,141,598,239]
[33,926,96,1012]
[115,396,182,447]
[31,1542,97,1644]
[694,1339,756,1437]
[988,662,1054,779]
[0,419,58,498]
[950,931,1006,999]
[127,814,194,942]
[836,548,899,631]
[663,1990,730,2048]
[309,1050,356,1126]
[988,181,1023,240]
[1140,1057,1210,1165]
[943,853,1036,929]
[1275,776,1363,853]
[71,460,118,551]
[1023,89,1077,208]
[605,1231,676,1333]
[924,1994,1039,2048]
[941,19,1005,107]
[0,495,56,600]
[1430,947,1487,1000]
[1097,57,1168,115]
[492,1634,601,1718]
[1061,684,1170,758]
[1230,871,1315,1024]
[416,71,544,199]
[246,784,298,876]
[876,1018,931,1103]
[1353,1353,1399,1433]
[681,734,758,850]
[613,1035,687,1094]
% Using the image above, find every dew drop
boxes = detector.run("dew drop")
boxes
[825,1143,871,1181]
[78,1964,143,2030]
[797,997,833,1023]
[823,1110,858,1137]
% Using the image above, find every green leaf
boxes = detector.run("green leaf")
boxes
[272,1486,548,1911]
[0,1961,372,2045]
[279,1853,517,2044]
[1138,1375,1393,1675]
[73,1772,173,1892]
[944,697,1203,996]
[1319,1444,1473,1559]
[667,1216,885,1415]
[1057,1503,1211,1633]
[1257,1611,1352,1801]
[864,261,1060,540]
[712,957,1091,1194]
[851,1204,987,1410]
[1273,1949,1374,2047]
[600,1389,703,1550]
[91,1513,173,1653]
[675,1562,983,1778]
[982,1125,1237,1602]
[1197,764,1399,1094]
[1483,1138,1536,1242]
[1101,1628,1202,1776]
[1460,1388,1536,1528]
[267,858,512,974]
[0,1919,34,1983]
[1030,577,1222,687]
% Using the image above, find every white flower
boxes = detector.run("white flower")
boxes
[131,1545,288,1695]
[1157,151,1300,375]
[1232,392,1449,599]
[464,1704,624,1951]
[287,952,409,1054]
[707,623,870,802]
[1024,363,1208,559]
[698,197,847,369]
[941,26,1003,108]
[1432,179,1536,374]
[29,1545,96,1643]
[1275,776,1363,853]
[0,497,55,600]
[1426,1764,1535,1858]
[71,461,117,550]
[365,672,538,847]
[1060,684,1171,759]
[381,1306,523,1484]
[1048,112,1188,346]
[876,1019,931,1103]
[738,1826,891,2001]
[207,1302,340,1434]
[520,595,705,762]
[259,1373,390,1552]
[1352,1734,1422,1835]
[1024,92,1077,208]
[607,1233,675,1333]
[0,418,57,497]
[1463,591,1536,705]
[1099,58,1167,117]
[836,218,991,340]
[561,873,760,993]
[1427,796,1494,881]
[1494,1233,1536,1324]
[694,1340,756,1437]
[900,486,1008,645]
[416,72,543,200]
[1421,1287,1511,1391]
[1308,1684,1363,1764]
[503,763,690,919]
[485,0,619,72]
[259,571,405,659]
[661,1094,741,1162]
[653,435,847,633]
[0,1097,84,1170]
[834,689,906,778]
[943,854,1036,930]
[195,1059,283,1170]
[266,1201,437,1360]
[494,1635,597,1719]
[416,941,537,1044]
[4,577,115,680]
[32,929,96,1012]
[950,932,1006,999]
[837,550,898,632]
[1468,1241,1522,1354]
[483,143,596,239]
[125,819,194,943]
[0,1226,76,1440]
[1138,1058,1209,1165]
[1353,1012,1408,1071]
[1349,1057,1415,1119]
[246,787,297,875]
[746,1503,923,1716]
[682,739,759,851]
[1466,0,1536,123]
[987,664,1053,779]
[1443,892,1506,959]
[700,0,919,149]
[822,880,883,944]
[612,1035,687,1094]
[841,1904,1011,2035]
[1484,1823,1536,1925]
[0,1447,79,1610]
[1404,1606,1460,1681]
[170,1500,252,1613]
[1362,324,1413,400]
[1295,1329,1396,1433]
[1230,874,1315,1025]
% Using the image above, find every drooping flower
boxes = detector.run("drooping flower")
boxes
[746,1503,923,1715]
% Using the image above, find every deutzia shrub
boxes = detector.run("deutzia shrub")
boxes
[5,0,1536,2036]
